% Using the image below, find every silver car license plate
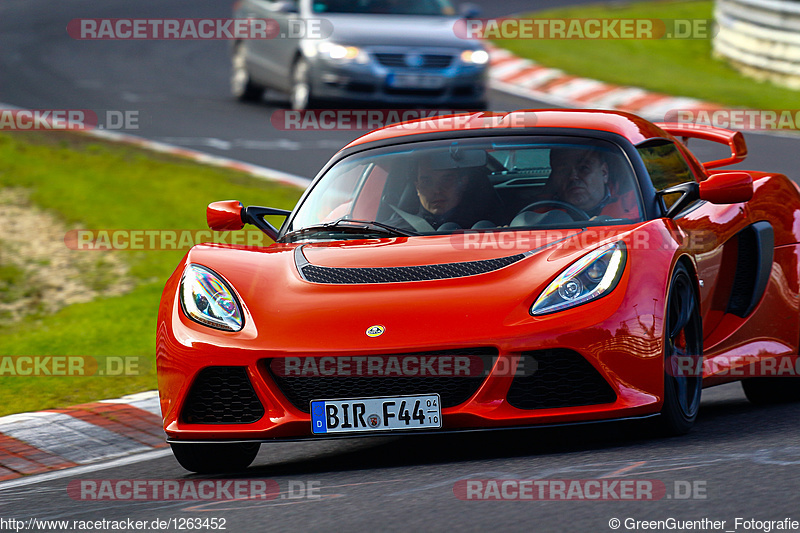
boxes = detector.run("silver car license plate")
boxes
[388,74,445,89]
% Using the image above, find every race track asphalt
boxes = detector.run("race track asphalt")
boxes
[2,1,800,531]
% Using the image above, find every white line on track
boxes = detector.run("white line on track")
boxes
[0,449,173,491]
[0,101,313,189]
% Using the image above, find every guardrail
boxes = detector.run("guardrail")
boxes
[713,0,800,89]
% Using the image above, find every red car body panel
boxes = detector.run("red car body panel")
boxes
[156,110,800,442]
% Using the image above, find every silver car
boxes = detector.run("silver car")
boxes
[231,0,488,110]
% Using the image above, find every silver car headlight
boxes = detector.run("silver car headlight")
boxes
[460,49,489,65]
[531,242,626,316]
[180,264,244,331]
[317,42,369,63]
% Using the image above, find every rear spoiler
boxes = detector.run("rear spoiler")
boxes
[655,122,747,170]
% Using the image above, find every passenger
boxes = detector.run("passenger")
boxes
[387,154,503,231]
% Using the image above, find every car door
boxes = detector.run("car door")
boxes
[238,0,301,90]
[636,139,753,351]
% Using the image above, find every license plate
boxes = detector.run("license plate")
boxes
[310,394,441,434]
[387,74,444,89]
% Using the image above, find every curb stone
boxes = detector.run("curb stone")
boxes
[486,44,722,121]
[0,391,165,481]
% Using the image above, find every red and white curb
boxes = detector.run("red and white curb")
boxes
[486,45,722,121]
[0,391,165,481]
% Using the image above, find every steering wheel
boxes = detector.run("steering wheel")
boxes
[514,200,591,222]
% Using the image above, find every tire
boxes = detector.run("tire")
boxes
[170,442,260,474]
[290,57,317,111]
[231,43,264,102]
[742,377,800,405]
[658,262,703,436]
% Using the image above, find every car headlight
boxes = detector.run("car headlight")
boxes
[461,49,489,65]
[531,242,626,316]
[318,42,369,63]
[180,264,243,331]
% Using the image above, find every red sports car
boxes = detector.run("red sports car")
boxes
[157,110,800,473]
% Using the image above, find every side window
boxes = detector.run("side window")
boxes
[636,140,695,210]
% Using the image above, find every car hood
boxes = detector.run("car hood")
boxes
[324,14,478,48]
[181,227,645,351]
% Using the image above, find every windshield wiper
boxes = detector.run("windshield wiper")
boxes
[282,218,420,241]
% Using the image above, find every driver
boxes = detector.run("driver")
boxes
[548,147,611,216]
[542,147,639,219]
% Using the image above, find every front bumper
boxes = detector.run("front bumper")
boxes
[157,229,673,442]
[158,302,664,442]
[307,53,487,107]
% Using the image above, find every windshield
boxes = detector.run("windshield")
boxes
[311,0,455,16]
[283,137,643,241]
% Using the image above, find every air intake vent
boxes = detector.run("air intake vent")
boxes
[506,349,616,410]
[295,246,525,284]
[181,367,264,424]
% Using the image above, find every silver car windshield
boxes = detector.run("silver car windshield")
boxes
[312,0,455,16]
[284,137,644,241]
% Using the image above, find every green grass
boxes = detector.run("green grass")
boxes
[493,0,800,109]
[0,131,304,416]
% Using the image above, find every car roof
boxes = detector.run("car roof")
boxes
[343,109,669,150]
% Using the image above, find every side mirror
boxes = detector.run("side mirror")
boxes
[207,201,244,231]
[207,201,292,241]
[699,171,753,204]
[658,172,754,218]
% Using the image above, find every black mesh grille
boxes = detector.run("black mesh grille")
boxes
[181,367,264,424]
[506,350,616,410]
[264,348,495,413]
[422,55,454,68]
[374,53,453,68]
[300,254,524,284]
[374,53,406,67]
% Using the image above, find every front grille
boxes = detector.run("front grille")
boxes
[264,348,496,413]
[506,350,617,410]
[181,367,264,424]
[375,53,406,67]
[420,54,454,68]
[374,53,453,69]
[296,243,525,284]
